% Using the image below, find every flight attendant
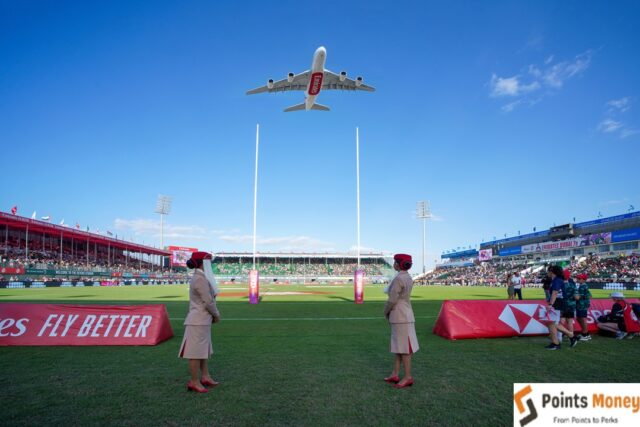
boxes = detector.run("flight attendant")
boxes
[384,253,419,389]
[179,251,221,393]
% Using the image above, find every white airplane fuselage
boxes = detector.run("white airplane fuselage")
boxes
[305,47,326,110]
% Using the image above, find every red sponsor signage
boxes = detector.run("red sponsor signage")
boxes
[0,303,173,346]
[248,269,259,304]
[0,267,24,275]
[433,299,640,340]
[308,72,324,96]
[354,269,364,304]
[100,281,119,286]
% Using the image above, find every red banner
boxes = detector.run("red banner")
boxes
[248,270,259,304]
[0,267,24,275]
[0,304,173,346]
[354,269,364,304]
[433,299,640,340]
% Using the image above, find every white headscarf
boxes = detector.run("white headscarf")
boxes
[384,272,398,294]
[202,258,220,296]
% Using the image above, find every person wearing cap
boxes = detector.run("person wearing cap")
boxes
[574,273,592,340]
[596,292,640,339]
[383,253,419,389]
[178,251,221,393]
[542,265,578,350]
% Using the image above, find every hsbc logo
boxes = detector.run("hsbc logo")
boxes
[499,304,607,336]
[499,304,548,335]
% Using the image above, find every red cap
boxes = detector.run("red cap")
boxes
[576,273,588,280]
[190,251,212,261]
[394,253,412,266]
[563,269,571,280]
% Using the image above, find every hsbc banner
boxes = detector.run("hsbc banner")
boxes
[433,299,640,340]
[0,304,173,346]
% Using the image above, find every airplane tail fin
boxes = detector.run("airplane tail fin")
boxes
[311,103,330,111]
[283,103,330,112]
[283,103,306,112]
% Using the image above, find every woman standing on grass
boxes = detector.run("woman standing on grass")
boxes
[542,265,578,350]
[179,251,221,393]
[384,253,419,389]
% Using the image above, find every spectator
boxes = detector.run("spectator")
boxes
[574,273,592,341]
[542,265,578,350]
[561,269,577,343]
[596,292,640,339]
[512,271,523,300]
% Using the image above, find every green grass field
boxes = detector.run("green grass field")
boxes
[1,285,639,426]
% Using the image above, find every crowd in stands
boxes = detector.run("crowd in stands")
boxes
[213,260,390,277]
[418,253,640,286]
[1,246,173,282]
[2,243,392,281]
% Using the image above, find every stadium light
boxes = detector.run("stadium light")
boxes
[416,201,432,274]
[155,195,172,268]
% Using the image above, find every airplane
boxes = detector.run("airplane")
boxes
[246,46,375,112]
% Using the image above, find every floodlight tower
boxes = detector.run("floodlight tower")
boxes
[416,201,432,274]
[155,195,172,268]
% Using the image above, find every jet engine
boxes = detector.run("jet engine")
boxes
[267,79,274,89]
[355,76,363,87]
[287,72,294,83]
[339,71,347,82]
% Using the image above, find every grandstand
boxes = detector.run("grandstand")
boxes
[420,211,640,289]
[0,212,184,287]
[213,252,394,283]
[0,212,394,286]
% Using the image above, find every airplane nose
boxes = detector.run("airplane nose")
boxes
[317,46,326,56]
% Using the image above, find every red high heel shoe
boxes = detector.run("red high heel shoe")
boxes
[384,375,400,384]
[186,381,208,393]
[393,379,414,389]
[201,378,220,388]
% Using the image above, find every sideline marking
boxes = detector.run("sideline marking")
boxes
[169,315,435,321]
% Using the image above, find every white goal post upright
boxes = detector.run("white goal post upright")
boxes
[354,126,364,304]
[253,123,259,270]
[356,126,361,269]
[250,123,260,304]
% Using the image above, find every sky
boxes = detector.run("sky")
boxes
[1,0,639,272]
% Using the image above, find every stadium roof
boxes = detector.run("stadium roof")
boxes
[0,212,169,256]
[478,211,640,249]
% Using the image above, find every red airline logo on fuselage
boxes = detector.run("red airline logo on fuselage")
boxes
[308,72,324,96]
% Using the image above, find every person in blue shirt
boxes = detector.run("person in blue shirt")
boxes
[542,265,578,350]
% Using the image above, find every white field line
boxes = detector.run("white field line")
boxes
[169,315,436,321]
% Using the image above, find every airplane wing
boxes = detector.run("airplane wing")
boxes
[246,71,310,95]
[322,69,375,92]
